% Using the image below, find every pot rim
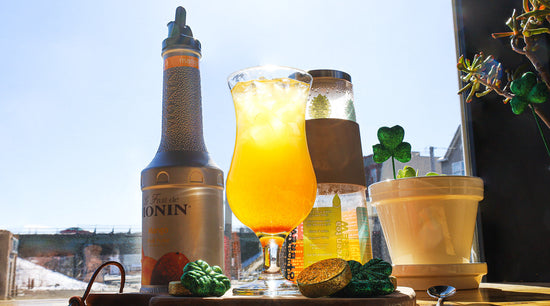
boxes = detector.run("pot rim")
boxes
[368,175,484,203]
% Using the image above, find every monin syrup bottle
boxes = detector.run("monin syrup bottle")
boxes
[140,7,224,294]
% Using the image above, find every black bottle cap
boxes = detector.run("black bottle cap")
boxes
[162,6,201,55]
[308,69,351,83]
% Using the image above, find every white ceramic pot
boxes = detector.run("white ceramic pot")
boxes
[368,176,484,265]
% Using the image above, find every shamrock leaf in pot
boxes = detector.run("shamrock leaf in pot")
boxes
[372,125,412,179]
[397,166,418,178]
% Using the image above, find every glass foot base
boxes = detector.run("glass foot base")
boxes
[232,275,301,296]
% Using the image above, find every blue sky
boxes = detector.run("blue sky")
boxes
[0,1,461,232]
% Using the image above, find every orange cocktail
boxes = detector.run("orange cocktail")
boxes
[227,66,316,296]
[227,77,317,245]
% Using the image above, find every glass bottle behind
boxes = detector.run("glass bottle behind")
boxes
[140,7,224,294]
[283,70,372,282]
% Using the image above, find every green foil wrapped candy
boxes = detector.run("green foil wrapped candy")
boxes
[180,260,231,297]
[332,258,395,298]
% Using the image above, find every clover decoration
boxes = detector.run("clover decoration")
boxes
[180,260,231,297]
[372,125,412,179]
[509,72,550,114]
[331,258,394,298]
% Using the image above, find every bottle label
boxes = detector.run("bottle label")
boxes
[303,206,344,267]
[164,55,199,70]
[141,186,223,293]
[284,194,373,282]
[283,224,303,282]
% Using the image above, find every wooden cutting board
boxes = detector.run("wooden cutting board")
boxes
[148,286,416,306]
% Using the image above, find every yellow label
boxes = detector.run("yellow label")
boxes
[286,195,373,281]
[303,206,342,267]
[302,195,372,267]
[343,210,360,260]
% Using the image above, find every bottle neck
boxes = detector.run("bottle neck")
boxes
[158,49,206,153]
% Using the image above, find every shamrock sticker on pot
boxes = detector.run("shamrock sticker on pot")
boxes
[372,125,412,179]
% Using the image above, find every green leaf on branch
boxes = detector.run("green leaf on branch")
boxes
[456,53,503,103]
[509,72,549,114]
[457,82,473,95]
[528,83,550,103]
[510,72,537,96]
[523,27,550,37]
[510,96,529,114]
[517,9,550,20]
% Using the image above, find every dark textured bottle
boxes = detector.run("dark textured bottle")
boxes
[140,7,224,294]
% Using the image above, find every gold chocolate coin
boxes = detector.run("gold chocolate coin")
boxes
[297,258,352,298]
[390,275,397,289]
[168,280,192,296]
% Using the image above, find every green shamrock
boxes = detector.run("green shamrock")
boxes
[509,72,549,114]
[372,125,411,179]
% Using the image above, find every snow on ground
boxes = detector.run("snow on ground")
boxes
[16,258,116,291]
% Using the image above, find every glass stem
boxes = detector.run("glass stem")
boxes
[263,239,281,275]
